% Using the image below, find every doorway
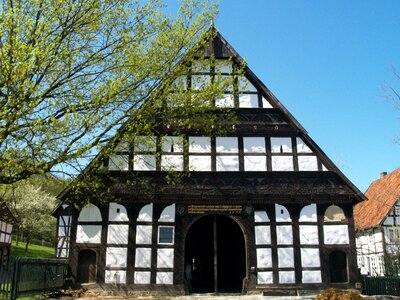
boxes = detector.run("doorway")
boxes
[329,250,348,283]
[185,214,246,293]
[77,249,97,283]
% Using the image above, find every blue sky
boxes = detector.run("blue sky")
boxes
[200,0,400,192]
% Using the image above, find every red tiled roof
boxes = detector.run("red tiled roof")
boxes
[354,168,400,230]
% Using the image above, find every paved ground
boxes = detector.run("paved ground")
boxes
[55,294,317,300]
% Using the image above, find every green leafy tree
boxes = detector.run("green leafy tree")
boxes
[0,0,219,184]
[1,181,58,252]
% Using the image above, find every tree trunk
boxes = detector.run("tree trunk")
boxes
[25,239,30,253]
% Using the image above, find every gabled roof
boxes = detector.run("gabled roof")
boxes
[354,168,400,230]
[57,27,366,203]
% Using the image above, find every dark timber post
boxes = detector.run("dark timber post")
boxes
[213,215,218,293]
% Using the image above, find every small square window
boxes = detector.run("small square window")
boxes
[158,226,174,245]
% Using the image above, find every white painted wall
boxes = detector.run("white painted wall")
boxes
[159,204,175,222]
[257,248,272,268]
[157,248,174,268]
[105,270,127,284]
[301,248,320,267]
[279,271,295,284]
[107,225,129,244]
[78,205,102,222]
[278,248,294,268]
[299,225,319,245]
[276,226,293,245]
[137,204,153,221]
[275,204,291,222]
[156,272,173,285]
[302,271,321,283]
[106,247,127,267]
[136,225,152,245]
[135,248,152,268]
[109,203,129,222]
[76,225,102,244]
[134,271,151,284]
[324,225,349,244]
[257,271,273,284]
[255,226,271,245]
[254,211,269,223]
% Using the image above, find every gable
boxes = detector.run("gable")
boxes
[58,28,365,204]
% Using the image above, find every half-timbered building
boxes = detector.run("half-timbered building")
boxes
[53,28,365,295]
[0,203,16,261]
[354,169,400,276]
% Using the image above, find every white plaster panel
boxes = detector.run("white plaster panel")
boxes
[107,225,129,244]
[136,225,152,244]
[0,222,4,232]
[192,75,210,90]
[215,94,234,108]
[302,271,322,283]
[244,156,267,171]
[109,203,129,222]
[324,225,349,244]
[275,204,292,222]
[161,136,183,152]
[257,248,272,268]
[383,217,394,226]
[156,272,174,285]
[254,211,270,223]
[262,97,273,108]
[106,247,127,267]
[157,248,174,268]
[189,155,212,171]
[192,60,210,72]
[299,225,319,245]
[78,205,102,222]
[324,205,346,222]
[257,271,273,284]
[109,155,129,171]
[189,137,211,153]
[105,270,127,284]
[239,94,258,108]
[243,137,266,153]
[296,137,312,153]
[278,248,294,268]
[159,204,175,222]
[298,156,318,171]
[279,271,295,284]
[322,164,328,171]
[299,204,317,222]
[161,155,184,171]
[238,76,257,92]
[255,226,271,245]
[216,156,239,171]
[59,216,70,226]
[135,248,152,268]
[76,225,102,244]
[134,136,156,152]
[58,224,69,237]
[301,248,320,267]
[172,76,186,90]
[216,137,238,153]
[58,248,68,258]
[115,141,129,152]
[277,225,293,245]
[137,204,153,221]
[272,156,294,171]
[133,155,156,171]
[215,60,232,73]
[271,138,292,153]
[0,234,5,243]
[134,271,151,284]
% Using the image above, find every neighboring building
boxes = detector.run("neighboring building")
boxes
[53,28,365,294]
[354,169,400,276]
[0,202,17,261]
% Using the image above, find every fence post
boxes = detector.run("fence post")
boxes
[10,258,19,300]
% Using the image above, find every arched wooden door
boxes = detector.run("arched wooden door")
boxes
[185,214,246,293]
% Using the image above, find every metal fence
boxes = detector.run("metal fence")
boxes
[363,276,400,296]
[0,257,67,300]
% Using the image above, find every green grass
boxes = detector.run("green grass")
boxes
[11,241,55,258]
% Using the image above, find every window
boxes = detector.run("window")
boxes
[158,226,174,245]
[216,137,239,171]
[161,136,184,171]
[133,136,157,171]
[188,136,212,171]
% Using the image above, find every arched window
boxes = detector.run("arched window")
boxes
[324,205,346,222]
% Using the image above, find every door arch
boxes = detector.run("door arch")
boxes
[184,214,246,293]
[77,249,97,283]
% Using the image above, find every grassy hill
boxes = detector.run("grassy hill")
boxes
[11,241,55,258]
